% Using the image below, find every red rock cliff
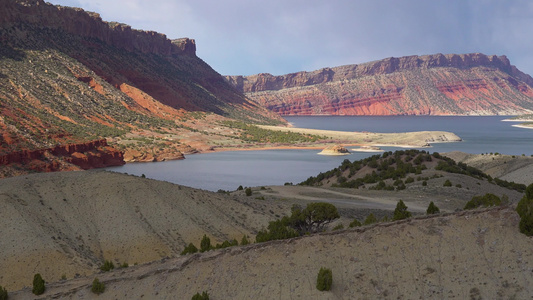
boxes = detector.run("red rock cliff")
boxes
[226,53,533,116]
[0,0,196,56]
[0,139,124,172]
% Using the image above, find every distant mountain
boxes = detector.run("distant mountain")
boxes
[0,0,282,176]
[226,53,533,115]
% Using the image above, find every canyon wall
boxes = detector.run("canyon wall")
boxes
[227,53,533,115]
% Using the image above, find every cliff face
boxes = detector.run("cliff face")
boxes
[227,53,533,115]
[0,0,282,176]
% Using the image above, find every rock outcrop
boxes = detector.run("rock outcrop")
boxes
[227,53,533,115]
[0,139,124,173]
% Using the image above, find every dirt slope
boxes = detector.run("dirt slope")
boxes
[0,170,287,290]
[8,207,532,299]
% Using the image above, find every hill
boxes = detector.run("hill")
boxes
[226,53,533,116]
[0,170,290,291]
[0,0,284,176]
[8,206,532,299]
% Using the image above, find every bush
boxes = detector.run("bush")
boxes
[245,187,252,196]
[464,193,501,210]
[181,243,198,255]
[517,183,533,236]
[32,273,45,295]
[240,235,250,246]
[200,235,212,252]
[316,267,333,291]
[393,200,412,221]
[443,179,452,187]
[91,278,105,295]
[426,201,440,214]
[192,291,210,300]
[0,285,7,300]
[363,213,377,225]
[100,260,115,272]
[332,224,344,231]
[349,219,362,228]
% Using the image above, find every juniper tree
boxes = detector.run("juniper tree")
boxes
[393,200,412,221]
[426,201,440,215]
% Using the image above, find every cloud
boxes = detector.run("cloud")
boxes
[47,0,533,77]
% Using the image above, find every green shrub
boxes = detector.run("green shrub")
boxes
[91,278,105,295]
[237,185,243,191]
[100,260,115,272]
[349,219,362,228]
[363,213,377,225]
[245,187,252,196]
[0,285,7,300]
[422,180,428,186]
[464,193,502,210]
[332,224,344,231]
[200,235,212,252]
[120,262,129,268]
[191,291,210,300]
[240,235,250,246]
[316,267,333,291]
[181,243,198,255]
[32,273,45,295]
[443,179,452,187]
[393,200,412,221]
[517,183,533,236]
[426,201,440,214]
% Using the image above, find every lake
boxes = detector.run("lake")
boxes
[106,116,533,191]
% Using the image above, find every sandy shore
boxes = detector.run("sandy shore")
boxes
[257,125,462,148]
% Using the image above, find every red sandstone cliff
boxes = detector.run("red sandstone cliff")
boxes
[226,53,533,115]
[0,139,124,173]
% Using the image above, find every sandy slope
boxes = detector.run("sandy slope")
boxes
[0,170,288,290]
[8,207,532,299]
[444,152,533,185]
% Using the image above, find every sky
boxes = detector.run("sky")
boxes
[46,0,533,77]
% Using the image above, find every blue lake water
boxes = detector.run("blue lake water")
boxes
[107,116,533,191]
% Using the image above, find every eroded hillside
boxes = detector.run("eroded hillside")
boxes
[8,207,532,299]
[0,170,289,291]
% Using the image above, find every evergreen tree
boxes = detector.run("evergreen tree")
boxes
[191,291,209,300]
[200,234,212,252]
[316,267,333,291]
[426,201,440,215]
[32,273,45,295]
[363,213,377,225]
[91,278,105,295]
[517,183,533,236]
[0,285,7,300]
[181,243,198,255]
[240,235,250,246]
[393,200,412,220]
[349,219,362,228]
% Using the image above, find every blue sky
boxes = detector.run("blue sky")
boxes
[47,0,533,77]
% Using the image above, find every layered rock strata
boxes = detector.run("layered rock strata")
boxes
[227,53,533,115]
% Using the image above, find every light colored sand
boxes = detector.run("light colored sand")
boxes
[8,207,533,299]
[258,125,462,148]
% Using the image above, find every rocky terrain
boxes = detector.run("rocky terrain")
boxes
[226,53,533,116]
[1,151,531,298]
[0,0,284,176]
